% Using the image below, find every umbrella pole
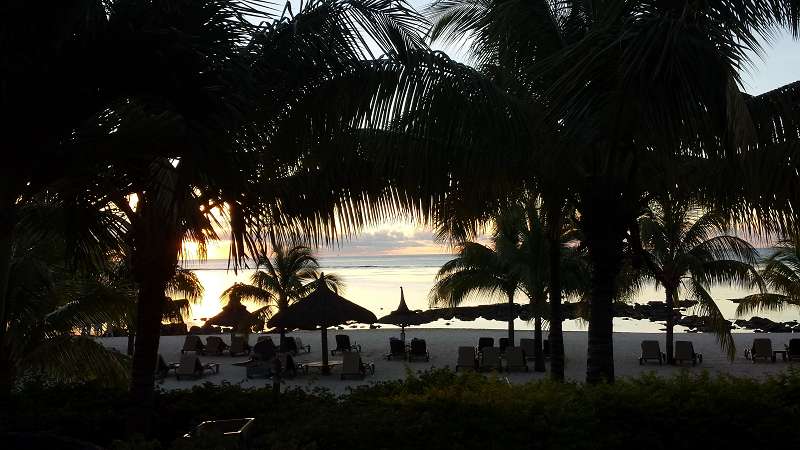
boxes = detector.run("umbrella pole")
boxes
[321,326,329,375]
[401,325,405,343]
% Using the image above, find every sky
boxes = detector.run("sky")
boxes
[203,5,800,259]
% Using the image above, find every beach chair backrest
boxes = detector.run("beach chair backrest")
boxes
[457,346,476,366]
[336,334,351,350]
[182,335,202,352]
[520,339,536,358]
[411,339,426,355]
[675,341,693,360]
[478,337,494,350]
[157,354,169,373]
[253,339,276,360]
[177,354,199,376]
[230,336,246,353]
[641,340,661,358]
[390,338,405,354]
[206,336,222,353]
[259,335,276,347]
[481,347,502,368]
[753,338,773,356]
[789,339,800,355]
[499,338,510,352]
[341,352,361,374]
[295,337,305,351]
[284,336,298,353]
[505,347,524,366]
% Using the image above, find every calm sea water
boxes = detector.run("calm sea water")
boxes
[182,254,794,333]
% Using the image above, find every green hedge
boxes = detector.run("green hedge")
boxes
[4,369,800,449]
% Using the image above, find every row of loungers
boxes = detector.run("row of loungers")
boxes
[640,338,800,366]
[181,335,311,357]
[385,338,430,361]
[456,346,530,372]
[478,337,552,360]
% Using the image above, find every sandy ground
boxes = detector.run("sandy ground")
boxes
[97,330,800,394]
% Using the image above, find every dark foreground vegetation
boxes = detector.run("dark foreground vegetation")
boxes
[4,369,800,449]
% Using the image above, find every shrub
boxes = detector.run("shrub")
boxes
[4,369,800,449]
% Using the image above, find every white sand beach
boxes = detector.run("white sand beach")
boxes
[98,330,800,394]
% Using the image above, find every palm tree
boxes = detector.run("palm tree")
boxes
[222,244,343,349]
[391,0,800,383]
[632,196,761,362]
[736,230,800,317]
[494,199,589,372]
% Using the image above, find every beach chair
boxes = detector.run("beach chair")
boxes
[456,346,477,371]
[745,338,775,362]
[294,337,311,354]
[331,334,361,355]
[408,338,430,362]
[257,335,278,348]
[176,354,219,380]
[279,353,301,378]
[181,335,206,355]
[284,336,299,354]
[479,347,503,372]
[520,338,537,361]
[504,347,528,372]
[674,341,703,366]
[384,337,406,360]
[252,339,277,361]
[229,336,251,356]
[205,336,228,356]
[155,354,177,381]
[499,337,511,353]
[786,339,800,361]
[478,337,494,351]
[340,352,375,380]
[639,340,665,365]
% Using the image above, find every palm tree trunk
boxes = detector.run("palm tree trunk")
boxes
[533,312,545,372]
[546,201,564,381]
[665,287,676,364]
[127,268,169,435]
[583,189,627,384]
[507,291,515,344]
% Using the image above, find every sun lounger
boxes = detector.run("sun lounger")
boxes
[279,353,301,378]
[498,337,511,353]
[155,354,177,381]
[408,338,430,362]
[746,338,775,362]
[340,352,375,380]
[181,335,206,355]
[786,339,800,361]
[257,335,278,348]
[479,347,503,372]
[331,334,361,355]
[639,340,665,365]
[229,336,251,356]
[205,336,229,356]
[674,341,703,366]
[284,336,299,354]
[252,338,277,361]
[504,347,528,372]
[176,354,219,380]
[478,337,494,351]
[294,337,311,354]
[385,337,406,360]
[520,338,537,361]
[456,346,477,371]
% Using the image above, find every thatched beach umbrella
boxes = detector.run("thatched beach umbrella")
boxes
[205,301,258,331]
[267,274,376,374]
[377,287,425,342]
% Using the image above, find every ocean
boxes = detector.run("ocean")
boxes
[182,253,792,333]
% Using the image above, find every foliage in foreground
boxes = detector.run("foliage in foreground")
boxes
[4,368,800,449]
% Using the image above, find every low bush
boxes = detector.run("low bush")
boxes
[4,368,800,449]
